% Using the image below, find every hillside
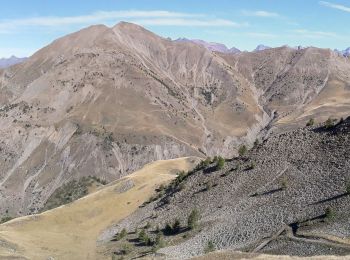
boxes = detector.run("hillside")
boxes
[101,117,350,259]
[0,22,349,217]
[0,157,200,260]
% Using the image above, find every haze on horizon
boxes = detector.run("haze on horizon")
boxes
[0,0,350,58]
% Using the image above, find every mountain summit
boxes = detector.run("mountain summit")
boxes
[0,22,349,218]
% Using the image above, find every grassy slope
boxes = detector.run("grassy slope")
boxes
[0,157,200,260]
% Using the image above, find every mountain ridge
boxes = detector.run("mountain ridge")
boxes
[0,56,27,68]
[0,22,349,218]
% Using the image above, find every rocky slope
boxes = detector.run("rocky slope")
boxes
[102,117,350,259]
[0,22,349,217]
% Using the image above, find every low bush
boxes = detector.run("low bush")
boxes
[119,243,133,255]
[216,156,225,170]
[113,228,127,241]
[163,218,181,235]
[325,118,336,129]
[238,145,247,157]
[187,208,200,230]
[204,240,216,254]
[306,118,315,126]
[325,207,336,221]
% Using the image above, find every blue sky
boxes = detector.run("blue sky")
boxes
[0,0,350,57]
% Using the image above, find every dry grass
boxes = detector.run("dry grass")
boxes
[0,157,200,260]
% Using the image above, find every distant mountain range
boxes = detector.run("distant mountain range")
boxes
[335,47,350,57]
[174,38,350,57]
[174,38,241,53]
[254,44,271,52]
[0,55,27,68]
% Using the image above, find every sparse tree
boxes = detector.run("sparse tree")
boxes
[172,218,181,234]
[164,218,181,235]
[138,229,151,245]
[119,243,133,255]
[325,118,335,129]
[325,207,336,222]
[238,145,247,157]
[216,156,225,170]
[114,228,127,241]
[152,233,166,252]
[306,118,315,127]
[187,208,200,230]
[202,157,211,167]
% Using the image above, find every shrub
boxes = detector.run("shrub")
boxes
[346,182,350,194]
[238,145,247,157]
[205,181,213,191]
[281,179,288,190]
[0,216,13,224]
[113,228,127,241]
[187,208,200,230]
[145,222,151,229]
[200,157,211,168]
[152,233,166,252]
[138,229,151,245]
[253,139,259,147]
[120,243,133,255]
[325,118,335,129]
[164,223,173,235]
[204,240,216,254]
[172,218,181,233]
[306,118,315,126]
[325,207,336,221]
[164,218,181,235]
[247,162,255,170]
[216,156,225,170]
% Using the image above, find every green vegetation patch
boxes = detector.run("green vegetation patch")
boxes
[41,176,107,212]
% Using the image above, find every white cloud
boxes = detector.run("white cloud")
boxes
[0,10,243,33]
[246,32,277,38]
[319,1,350,12]
[133,18,244,27]
[292,29,338,38]
[242,10,280,17]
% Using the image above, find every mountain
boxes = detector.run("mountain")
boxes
[0,55,27,68]
[102,118,350,259]
[334,48,350,57]
[341,48,350,57]
[229,46,241,54]
[174,38,241,53]
[0,22,349,259]
[0,22,349,218]
[254,44,271,52]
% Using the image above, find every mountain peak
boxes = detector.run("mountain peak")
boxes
[0,56,27,68]
[254,44,271,52]
[174,38,240,53]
